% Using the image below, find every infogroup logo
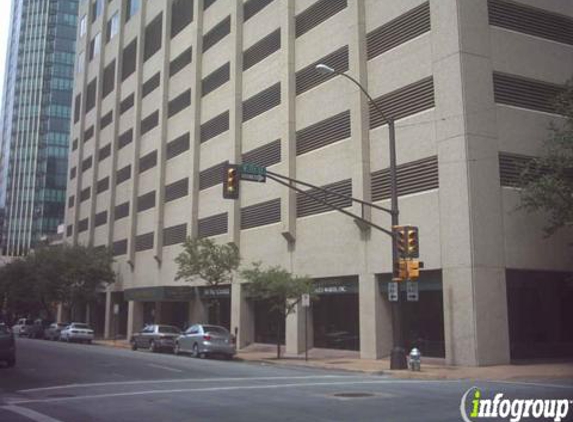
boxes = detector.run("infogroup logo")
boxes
[460,387,571,422]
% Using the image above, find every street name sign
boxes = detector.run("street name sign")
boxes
[240,163,266,182]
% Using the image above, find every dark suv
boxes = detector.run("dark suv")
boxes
[0,324,16,367]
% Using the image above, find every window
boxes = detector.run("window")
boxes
[168,89,191,118]
[171,0,194,39]
[141,110,159,135]
[102,60,115,98]
[106,12,120,43]
[126,0,141,21]
[144,14,163,61]
[76,51,85,74]
[79,15,87,37]
[90,32,101,60]
[169,47,192,77]
[92,0,103,22]
[202,16,230,53]
[74,94,81,123]
[85,78,97,112]
[121,39,137,80]
[120,94,135,114]
[142,72,160,97]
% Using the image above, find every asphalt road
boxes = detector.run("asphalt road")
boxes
[0,339,572,422]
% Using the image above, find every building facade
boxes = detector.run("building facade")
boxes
[66,0,573,366]
[0,0,79,256]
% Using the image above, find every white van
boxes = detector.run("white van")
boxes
[11,318,34,337]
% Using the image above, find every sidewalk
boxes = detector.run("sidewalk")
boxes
[94,339,573,382]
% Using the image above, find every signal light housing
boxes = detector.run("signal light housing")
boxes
[406,226,419,258]
[222,163,240,199]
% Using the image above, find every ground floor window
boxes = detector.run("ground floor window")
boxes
[313,293,360,351]
[254,299,285,345]
[207,298,231,330]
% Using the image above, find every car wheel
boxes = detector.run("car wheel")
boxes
[131,339,138,351]
[66,336,70,343]
[174,342,181,355]
[6,357,15,368]
[192,343,199,358]
[150,340,157,353]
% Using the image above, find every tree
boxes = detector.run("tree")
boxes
[175,238,240,325]
[520,80,573,236]
[241,263,314,359]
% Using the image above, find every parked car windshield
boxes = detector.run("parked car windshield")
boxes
[203,326,229,335]
[158,326,180,334]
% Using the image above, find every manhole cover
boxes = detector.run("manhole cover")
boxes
[332,392,374,398]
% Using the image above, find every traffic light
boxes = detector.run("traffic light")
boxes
[406,226,419,258]
[222,163,240,199]
[407,260,420,279]
[393,259,408,281]
[393,225,407,259]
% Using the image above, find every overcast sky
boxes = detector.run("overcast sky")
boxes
[0,0,12,105]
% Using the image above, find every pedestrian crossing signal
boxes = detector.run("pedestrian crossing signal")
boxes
[223,163,240,199]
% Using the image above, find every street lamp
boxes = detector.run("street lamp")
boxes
[316,63,407,370]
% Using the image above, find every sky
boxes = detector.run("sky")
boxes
[0,0,11,104]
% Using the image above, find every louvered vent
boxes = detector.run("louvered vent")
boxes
[295,0,347,38]
[244,0,275,21]
[100,111,113,129]
[78,218,89,233]
[242,139,281,168]
[488,0,573,46]
[199,162,225,190]
[120,93,135,114]
[142,72,160,97]
[297,179,352,218]
[241,198,281,230]
[82,156,93,172]
[139,150,157,173]
[366,2,431,60]
[80,187,91,202]
[200,111,229,143]
[137,191,156,212]
[163,223,188,246]
[98,143,111,161]
[165,178,189,202]
[370,77,435,128]
[167,132,190,159]
[118,129,133,149]
[112,239,128,256]
[168,89,192,118]
[202,62,230,96]
[203,16,230,52]
[116,165,131,185]
[141,110,159,135]
[296,110,350,156]
[499,153,533,187]
[198,212,228,238]
[371,156,439,201]
[95,211,108,227]
[135,232,154,251]
[96,176,110,194]
[242,83,281,122]
[169,47,193,77]
[243,29,280,71]
[493,72,564,114]
[114,202,130,220]
[84,125,94,142]
[296,46,348,95]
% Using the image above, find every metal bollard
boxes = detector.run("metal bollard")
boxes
[408,348,421,371]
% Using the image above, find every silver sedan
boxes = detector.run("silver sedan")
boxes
[174,324,235,359]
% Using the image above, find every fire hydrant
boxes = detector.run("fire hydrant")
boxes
[409,348,421,371]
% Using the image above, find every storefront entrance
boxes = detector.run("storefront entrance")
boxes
[312,277,360,351]
[199,285,231,330]
[254,299,285,345]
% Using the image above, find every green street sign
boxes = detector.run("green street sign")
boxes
[240,163,266,182]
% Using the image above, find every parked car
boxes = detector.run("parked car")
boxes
[130,324,180,353]
[11,318,34,337]
[174,324,235,359]
[44,322,69,341]
[59,323,94,344]
[0,324,16,367]
[28,319,53,339]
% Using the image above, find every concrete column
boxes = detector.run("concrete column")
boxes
[431,0,510,366]
[154,302,163,324]
[286,302,312,355]
[104,291,112,339]
[231,283,254,348]
[85,303,91,325]
[359,273,392,359]
[56,303,64,323]
[127,301,143,340]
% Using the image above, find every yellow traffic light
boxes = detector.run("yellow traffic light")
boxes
[408,260,420,279]
[406,226,419,258]
[393,259,408,281]
[393,225,407,258]
[222,164,240,199]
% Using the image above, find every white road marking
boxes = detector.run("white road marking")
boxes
[146,363,184,373]
[1,405,65,422]
[17,375,363,393]
[10,380,461,405]
[484,380,573,390]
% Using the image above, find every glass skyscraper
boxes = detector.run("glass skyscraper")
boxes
[0,0,79,255]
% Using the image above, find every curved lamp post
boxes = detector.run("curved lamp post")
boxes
[316,64,407,370]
